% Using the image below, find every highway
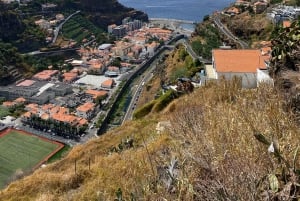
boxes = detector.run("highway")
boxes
[212,13,249,49]
[122,63,156,124]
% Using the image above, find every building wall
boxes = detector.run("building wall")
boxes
[217,72,257,88]
[257,69,273,87]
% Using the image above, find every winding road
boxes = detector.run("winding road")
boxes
[52,10,81,44]
[212,13,249,49]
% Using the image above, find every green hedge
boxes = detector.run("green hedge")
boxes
[133,100,156,119]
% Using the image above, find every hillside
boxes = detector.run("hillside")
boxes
[1,78,300,200]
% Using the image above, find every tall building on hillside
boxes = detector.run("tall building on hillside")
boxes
[112,26,126,38]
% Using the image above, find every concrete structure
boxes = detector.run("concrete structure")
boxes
[257,69,273,87]
[101,78,115,89]
[112,26,126,38]
[0,80,72,104]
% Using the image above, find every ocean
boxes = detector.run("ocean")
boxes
[118,0,234,22]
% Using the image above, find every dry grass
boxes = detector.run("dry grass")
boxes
[1,80,300,200]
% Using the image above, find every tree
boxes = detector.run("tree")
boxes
[203,15,210,22]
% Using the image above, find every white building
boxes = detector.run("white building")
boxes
[211,49,272,88]
[76,102,95,120]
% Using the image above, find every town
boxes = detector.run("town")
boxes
[0,0,300,146]
[0,7,174,144]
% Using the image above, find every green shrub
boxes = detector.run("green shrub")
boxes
[152,90,178,112]
[133,100,156,119]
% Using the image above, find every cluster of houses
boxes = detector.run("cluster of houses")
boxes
[21,103,89,138]
[267,5,300,27]
[34,14,66,43]
[72,25,173,76]
[226,0,300,24]
[225,0,270,16]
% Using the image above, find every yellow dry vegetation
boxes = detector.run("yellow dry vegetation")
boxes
[1,79,300,200]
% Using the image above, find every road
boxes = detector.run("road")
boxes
[180,38,212,64]
[25,47,79,56]
[122,72,153,123]
[212,13,249,49]
[52,10,81,44]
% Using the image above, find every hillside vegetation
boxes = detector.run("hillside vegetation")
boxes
[1,78,300,200]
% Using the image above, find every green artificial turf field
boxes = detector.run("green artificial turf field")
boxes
[0,129,63,188]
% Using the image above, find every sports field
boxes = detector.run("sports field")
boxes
[0,129,64,188]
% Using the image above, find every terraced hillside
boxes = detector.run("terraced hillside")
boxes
[61,14,104,44]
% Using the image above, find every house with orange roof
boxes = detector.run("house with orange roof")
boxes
[85,89,108,100]
[25,103,39,111]
[88,59,105,74]
[235,0,250,7]
[63,72,78,83]
[253,1,268,14]
[3,97,26,108]
[33,70,58,81]
[146,41,159,56]
[2,101,15,108]
[14,97,26,104]
[101,79,115,89]
[76,102,95,119]
[212,49,272,88]
[52,113,78,125]
[225,7,240,16]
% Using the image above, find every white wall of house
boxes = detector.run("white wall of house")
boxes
[217,72,257,88]
[257,69,273,87]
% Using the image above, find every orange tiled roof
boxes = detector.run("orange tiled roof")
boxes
[52,113,78,124]
[41,104,55,111]
[63,72,78,82]
[213,49,267,73]
[26,103,38,110]
[76,102,95,113]
[86,89,108,99]
[2,101,15,107]
[41,113,50,120]
[78,118,88,126]
[16,80,36,87]
[50,106,69,115]
[33,70,58,80]
[22,111,32,118]
[227,7,240,14]
[101,79,115,88]
[14,97,26,103]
